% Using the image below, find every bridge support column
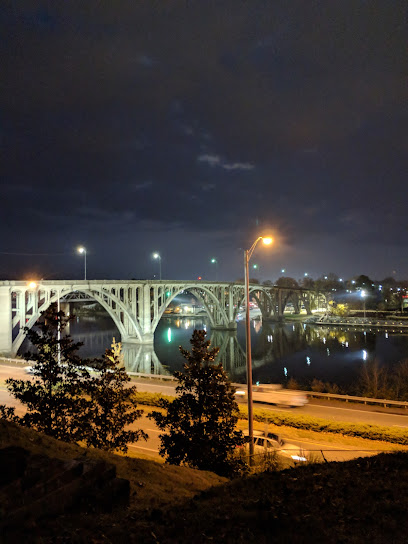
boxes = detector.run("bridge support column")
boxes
[0,286,12,355]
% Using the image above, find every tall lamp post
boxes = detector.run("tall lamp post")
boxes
[210,258,218,281]
[153,252,162,280]
[77,246,87,280]
[244,236,273,462]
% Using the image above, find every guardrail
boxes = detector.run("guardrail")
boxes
[306,391,408,409]
[0,356,27,365]
[127,371,176,382]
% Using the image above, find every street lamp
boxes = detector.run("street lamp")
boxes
[153,252,162,280]
[210,258,218,281]
[77,246,87,280]
[361,290,366,318]
[244,235,273,462]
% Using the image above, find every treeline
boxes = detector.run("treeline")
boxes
[287,359,408,401]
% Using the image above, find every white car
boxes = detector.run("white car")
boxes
[235,385,308,407]
[240,431,307,462]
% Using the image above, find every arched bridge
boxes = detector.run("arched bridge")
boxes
[0,280,325,356]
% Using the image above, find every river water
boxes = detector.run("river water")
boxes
[55,314,408,389]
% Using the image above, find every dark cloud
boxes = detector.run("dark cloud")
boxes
[1,0,407,281]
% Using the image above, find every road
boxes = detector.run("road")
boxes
[128,378,408,428]
[4,364,408,428]
[1,363,407,463]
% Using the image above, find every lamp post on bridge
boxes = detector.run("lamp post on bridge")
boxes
[77,246,87,280]
[252,263,260,280]
[153,252,162,280]
[244,235,273,463]
[210,258,218,281]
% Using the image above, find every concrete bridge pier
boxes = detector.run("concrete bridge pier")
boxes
[0,286,12,355]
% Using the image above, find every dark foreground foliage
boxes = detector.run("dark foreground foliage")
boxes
[150,329,246,477]
[0,304,146,452]
[2,416,408,544]
[127,452,408,544]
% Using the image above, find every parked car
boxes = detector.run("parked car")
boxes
[239,431,307,462]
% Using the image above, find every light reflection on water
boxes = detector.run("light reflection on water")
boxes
[61,315,408,388]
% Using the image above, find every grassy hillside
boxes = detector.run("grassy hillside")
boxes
[1,419,408,543]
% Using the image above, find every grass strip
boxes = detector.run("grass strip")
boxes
[238,405,408,445]
[135,391,408,445]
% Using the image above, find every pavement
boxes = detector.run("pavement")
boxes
[1,362,407,463]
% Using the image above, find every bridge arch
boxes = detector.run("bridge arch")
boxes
[12,286,143,356]
[151,284,229,329]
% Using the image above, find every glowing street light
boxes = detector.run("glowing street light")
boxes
[210,258,218,281]
[361,290,367,318]
[244,235,273,462]
[77,246,87,280]
[153,252,162,280]
[281,268,285,274]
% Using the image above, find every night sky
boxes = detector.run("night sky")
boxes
[1,1,407,283]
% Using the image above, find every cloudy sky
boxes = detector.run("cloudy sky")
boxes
[1,1,406,282]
